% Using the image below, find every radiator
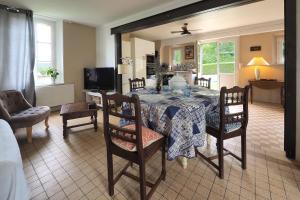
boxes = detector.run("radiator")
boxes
[36,84,74,107]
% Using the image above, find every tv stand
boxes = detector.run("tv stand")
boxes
[83,90,114,108]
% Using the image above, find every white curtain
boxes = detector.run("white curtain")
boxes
[0,5,35,105]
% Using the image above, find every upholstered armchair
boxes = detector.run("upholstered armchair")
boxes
[0,90,50,143]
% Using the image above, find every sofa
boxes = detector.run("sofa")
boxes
[0,90,50,143]
[0,119,30,200]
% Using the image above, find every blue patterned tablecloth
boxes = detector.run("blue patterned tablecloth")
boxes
[125,86,219,160]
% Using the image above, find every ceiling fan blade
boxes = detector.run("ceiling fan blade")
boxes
[181,31,192,35]
[181,26,188,31]
[188,29,202,32]
[171,31,183,34]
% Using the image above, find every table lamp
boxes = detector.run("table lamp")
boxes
[247,57,270,80]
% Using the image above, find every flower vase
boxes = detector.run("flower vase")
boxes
[51,78,56,85]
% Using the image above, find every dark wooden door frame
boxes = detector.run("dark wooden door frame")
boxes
[284,0,296,159]
[112,0,297,159]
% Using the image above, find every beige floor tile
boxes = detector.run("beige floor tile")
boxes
[63,183,79,196]
[224,190,239,200]
[180,187,194,200]
[164,188,178,200]
[17,103,300,200]
[68,189,85,200]
[48,190,67,200]
[31,191,48,200]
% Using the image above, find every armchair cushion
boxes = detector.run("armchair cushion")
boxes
[0,90,50,129]
[11,106,50,128]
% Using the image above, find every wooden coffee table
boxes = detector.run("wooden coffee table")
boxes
[60,102,98,138]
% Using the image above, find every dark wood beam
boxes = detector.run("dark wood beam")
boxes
[284,0,296,159]
[114,33,122,94]
[111,0,262,34]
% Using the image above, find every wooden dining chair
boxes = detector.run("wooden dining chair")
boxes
[129,77,146,92]
[194,77,211,89]
[101,91,166,200]
[196,86,250,178]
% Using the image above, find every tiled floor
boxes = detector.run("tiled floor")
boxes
[17,103,300,200]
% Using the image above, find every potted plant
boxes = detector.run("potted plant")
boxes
[47,67,59,84]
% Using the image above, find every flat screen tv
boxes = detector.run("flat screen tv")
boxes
[84,68,115,90]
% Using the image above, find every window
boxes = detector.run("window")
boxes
[276,36,285,64]
[173,48,182,65]
[34,19,56,86]
[198,40,236,89]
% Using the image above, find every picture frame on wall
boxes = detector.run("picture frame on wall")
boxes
[185,45,194,60]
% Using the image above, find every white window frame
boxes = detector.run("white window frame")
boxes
[198,38,238,89]
[172,48,183,66]
[34,17,57,86]
[276,36,285,65]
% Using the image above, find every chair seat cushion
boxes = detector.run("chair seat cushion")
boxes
[11,106,50,128]
[206,108,241,133]
[111,124,163,152]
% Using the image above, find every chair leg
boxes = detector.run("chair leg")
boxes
[217,139,224,179]
[45,116,49,129]
[241,133,247,169]
[107,152,114,196]
[139,161,147,200]
[162,143,166,181]
[26,127,32,143]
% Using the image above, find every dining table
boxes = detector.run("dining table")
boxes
[123,86,220,168]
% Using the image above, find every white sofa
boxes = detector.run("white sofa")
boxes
[0,120,29,200]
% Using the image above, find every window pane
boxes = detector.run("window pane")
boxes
[202,42,217,64]
[173,49,182,65]
[35,62,52,76]
[36,23,52,43]
[37,43,52,62]
[202,63,217,75]
[219,53,234,62]
[219,42,234,53]
[219,63,235,73]
[35,62,52,86]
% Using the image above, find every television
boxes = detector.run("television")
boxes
[84,68,115,90]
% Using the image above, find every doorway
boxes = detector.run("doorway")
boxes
[111,0,296,159]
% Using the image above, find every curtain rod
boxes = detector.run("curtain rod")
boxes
[0,4,32,15]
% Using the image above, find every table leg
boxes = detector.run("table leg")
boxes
[94,112,98,131]
[177,157,188,169]
[63,118,68,138]
[281,86,284,107]
[250,84,253,104]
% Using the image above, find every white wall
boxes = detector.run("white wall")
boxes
[296,0,300,161]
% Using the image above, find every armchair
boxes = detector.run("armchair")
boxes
[0,90,50,143]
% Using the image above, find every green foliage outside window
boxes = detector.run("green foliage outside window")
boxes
[201,41,235,75]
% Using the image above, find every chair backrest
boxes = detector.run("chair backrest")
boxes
[194,77,211,89]
[219,86,250,133]
[129,78,146,92]
[0,90,32,119]
[101,91,144,152]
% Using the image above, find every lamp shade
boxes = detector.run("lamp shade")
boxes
[247,57,270,66]
[118,64,128,74]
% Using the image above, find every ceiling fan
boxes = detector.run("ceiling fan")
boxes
[171,23,201,35]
